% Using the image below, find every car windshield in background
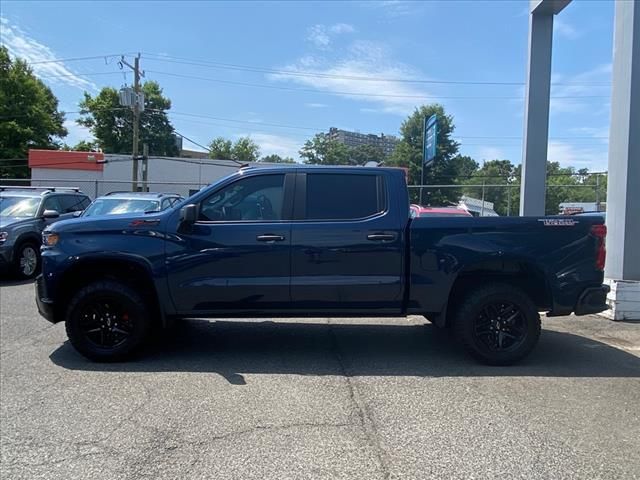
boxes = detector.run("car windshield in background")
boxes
[0,196,40,217]
[83,199,160,217]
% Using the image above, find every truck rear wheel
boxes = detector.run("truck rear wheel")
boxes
[65,280,151,362]
[452,283,541,365]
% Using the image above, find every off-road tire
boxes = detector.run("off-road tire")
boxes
[452,283,541,366]
[65,280,151,362]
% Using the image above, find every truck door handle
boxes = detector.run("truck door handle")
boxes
[256,234,285,242]
[367,233,396,242]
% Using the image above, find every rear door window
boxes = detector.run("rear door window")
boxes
[42,195,63,213]
[59,195,89,213]
[305,173,386,220]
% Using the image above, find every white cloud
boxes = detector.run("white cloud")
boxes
[269,40,433,115]
[306,23,355,49]
[0,17,97,91]
[554,18,580,40]
[304,102,328,108]
[550,64,611,114]
[329,23,355,35]
[235,133,302,161]
[63,119,93,146]
[547,141,608,170]
[375,1,420,18]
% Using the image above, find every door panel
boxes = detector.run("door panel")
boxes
[166,173,293,314]
[290,172,404,313]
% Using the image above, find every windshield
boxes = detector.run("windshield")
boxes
[0,196,41,218]
[83,198,161,217]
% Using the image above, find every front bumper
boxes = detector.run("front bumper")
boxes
[35,274,56,323]
[574,284,610,315]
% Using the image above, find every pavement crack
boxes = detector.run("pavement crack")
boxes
[327,320,391,480]
[190,421,353,445]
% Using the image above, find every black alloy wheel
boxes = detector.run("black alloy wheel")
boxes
[65,280,151,362]
[453,283,541,365]
[473,302,527,353]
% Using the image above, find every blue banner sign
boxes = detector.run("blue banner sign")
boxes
[423,115,438,166]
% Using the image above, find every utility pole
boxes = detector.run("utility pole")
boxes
[132,54,140,192]
[142,143,149,191]
[119,54,144,191]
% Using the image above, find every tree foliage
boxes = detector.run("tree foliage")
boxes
[386,104,463,204]
[260,154,296,163]
[208,137,233,160]
[299,134,351,165]
[349,144,386,165]
[232,137,260,162]
[77,81,178,156]
[459,160,606,216]
[0,46,67,178]
[208,136,260,162]
[299,134,387,166]
[461,159,519,216]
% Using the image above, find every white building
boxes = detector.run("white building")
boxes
[27,149,283,199]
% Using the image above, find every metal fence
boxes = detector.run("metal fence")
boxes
[406,172,608,216]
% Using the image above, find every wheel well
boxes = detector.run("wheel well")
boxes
[55,259,163,326]
[445,260,552,325]
[14,234,41,249]
[12,234,41,261]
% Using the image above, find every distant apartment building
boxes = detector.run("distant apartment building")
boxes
[327,127,399,157]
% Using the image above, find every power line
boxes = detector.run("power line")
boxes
[28,53,138,65]
[174,131,211,152]
[145,69,609,101]
[142,52,612,87]
[37,71,123,79]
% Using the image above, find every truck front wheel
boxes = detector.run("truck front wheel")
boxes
[65,280,151,362]
[452,283,541,366]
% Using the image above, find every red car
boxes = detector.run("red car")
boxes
[410,204,473,218]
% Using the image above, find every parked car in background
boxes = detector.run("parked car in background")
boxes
[410,204,473,218]
[0,186,91,278]
[82,192,183,218]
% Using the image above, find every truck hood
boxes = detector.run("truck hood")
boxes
[0,216,32,229]
[46,211,167,234]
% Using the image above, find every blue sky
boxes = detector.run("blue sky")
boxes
[1,1,613,169]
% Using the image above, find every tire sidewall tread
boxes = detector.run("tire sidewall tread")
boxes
[65,280,151,362]
[452,282,541,366]
[13,241,40,279]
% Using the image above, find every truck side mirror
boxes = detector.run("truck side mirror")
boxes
[42,209,60,219]
[180,204,198,225]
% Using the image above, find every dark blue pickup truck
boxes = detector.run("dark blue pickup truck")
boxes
[36,166,609,365]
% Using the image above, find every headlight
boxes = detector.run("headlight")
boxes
[0,231,7,243]
[42,232,59,247]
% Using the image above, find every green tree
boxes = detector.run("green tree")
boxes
[461,159,518,216]
[0,46,67,178]
[299,134,351,165]
[386,104,463,204]
[232,136,260,162]
[260,154,296,163]
[349,144,386,165]
[77,81,178,156]
[72,140,99,152]
[208,137,233,159]
[544,162,605,214]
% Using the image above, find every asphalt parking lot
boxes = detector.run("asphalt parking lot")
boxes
[1,280,639,480]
